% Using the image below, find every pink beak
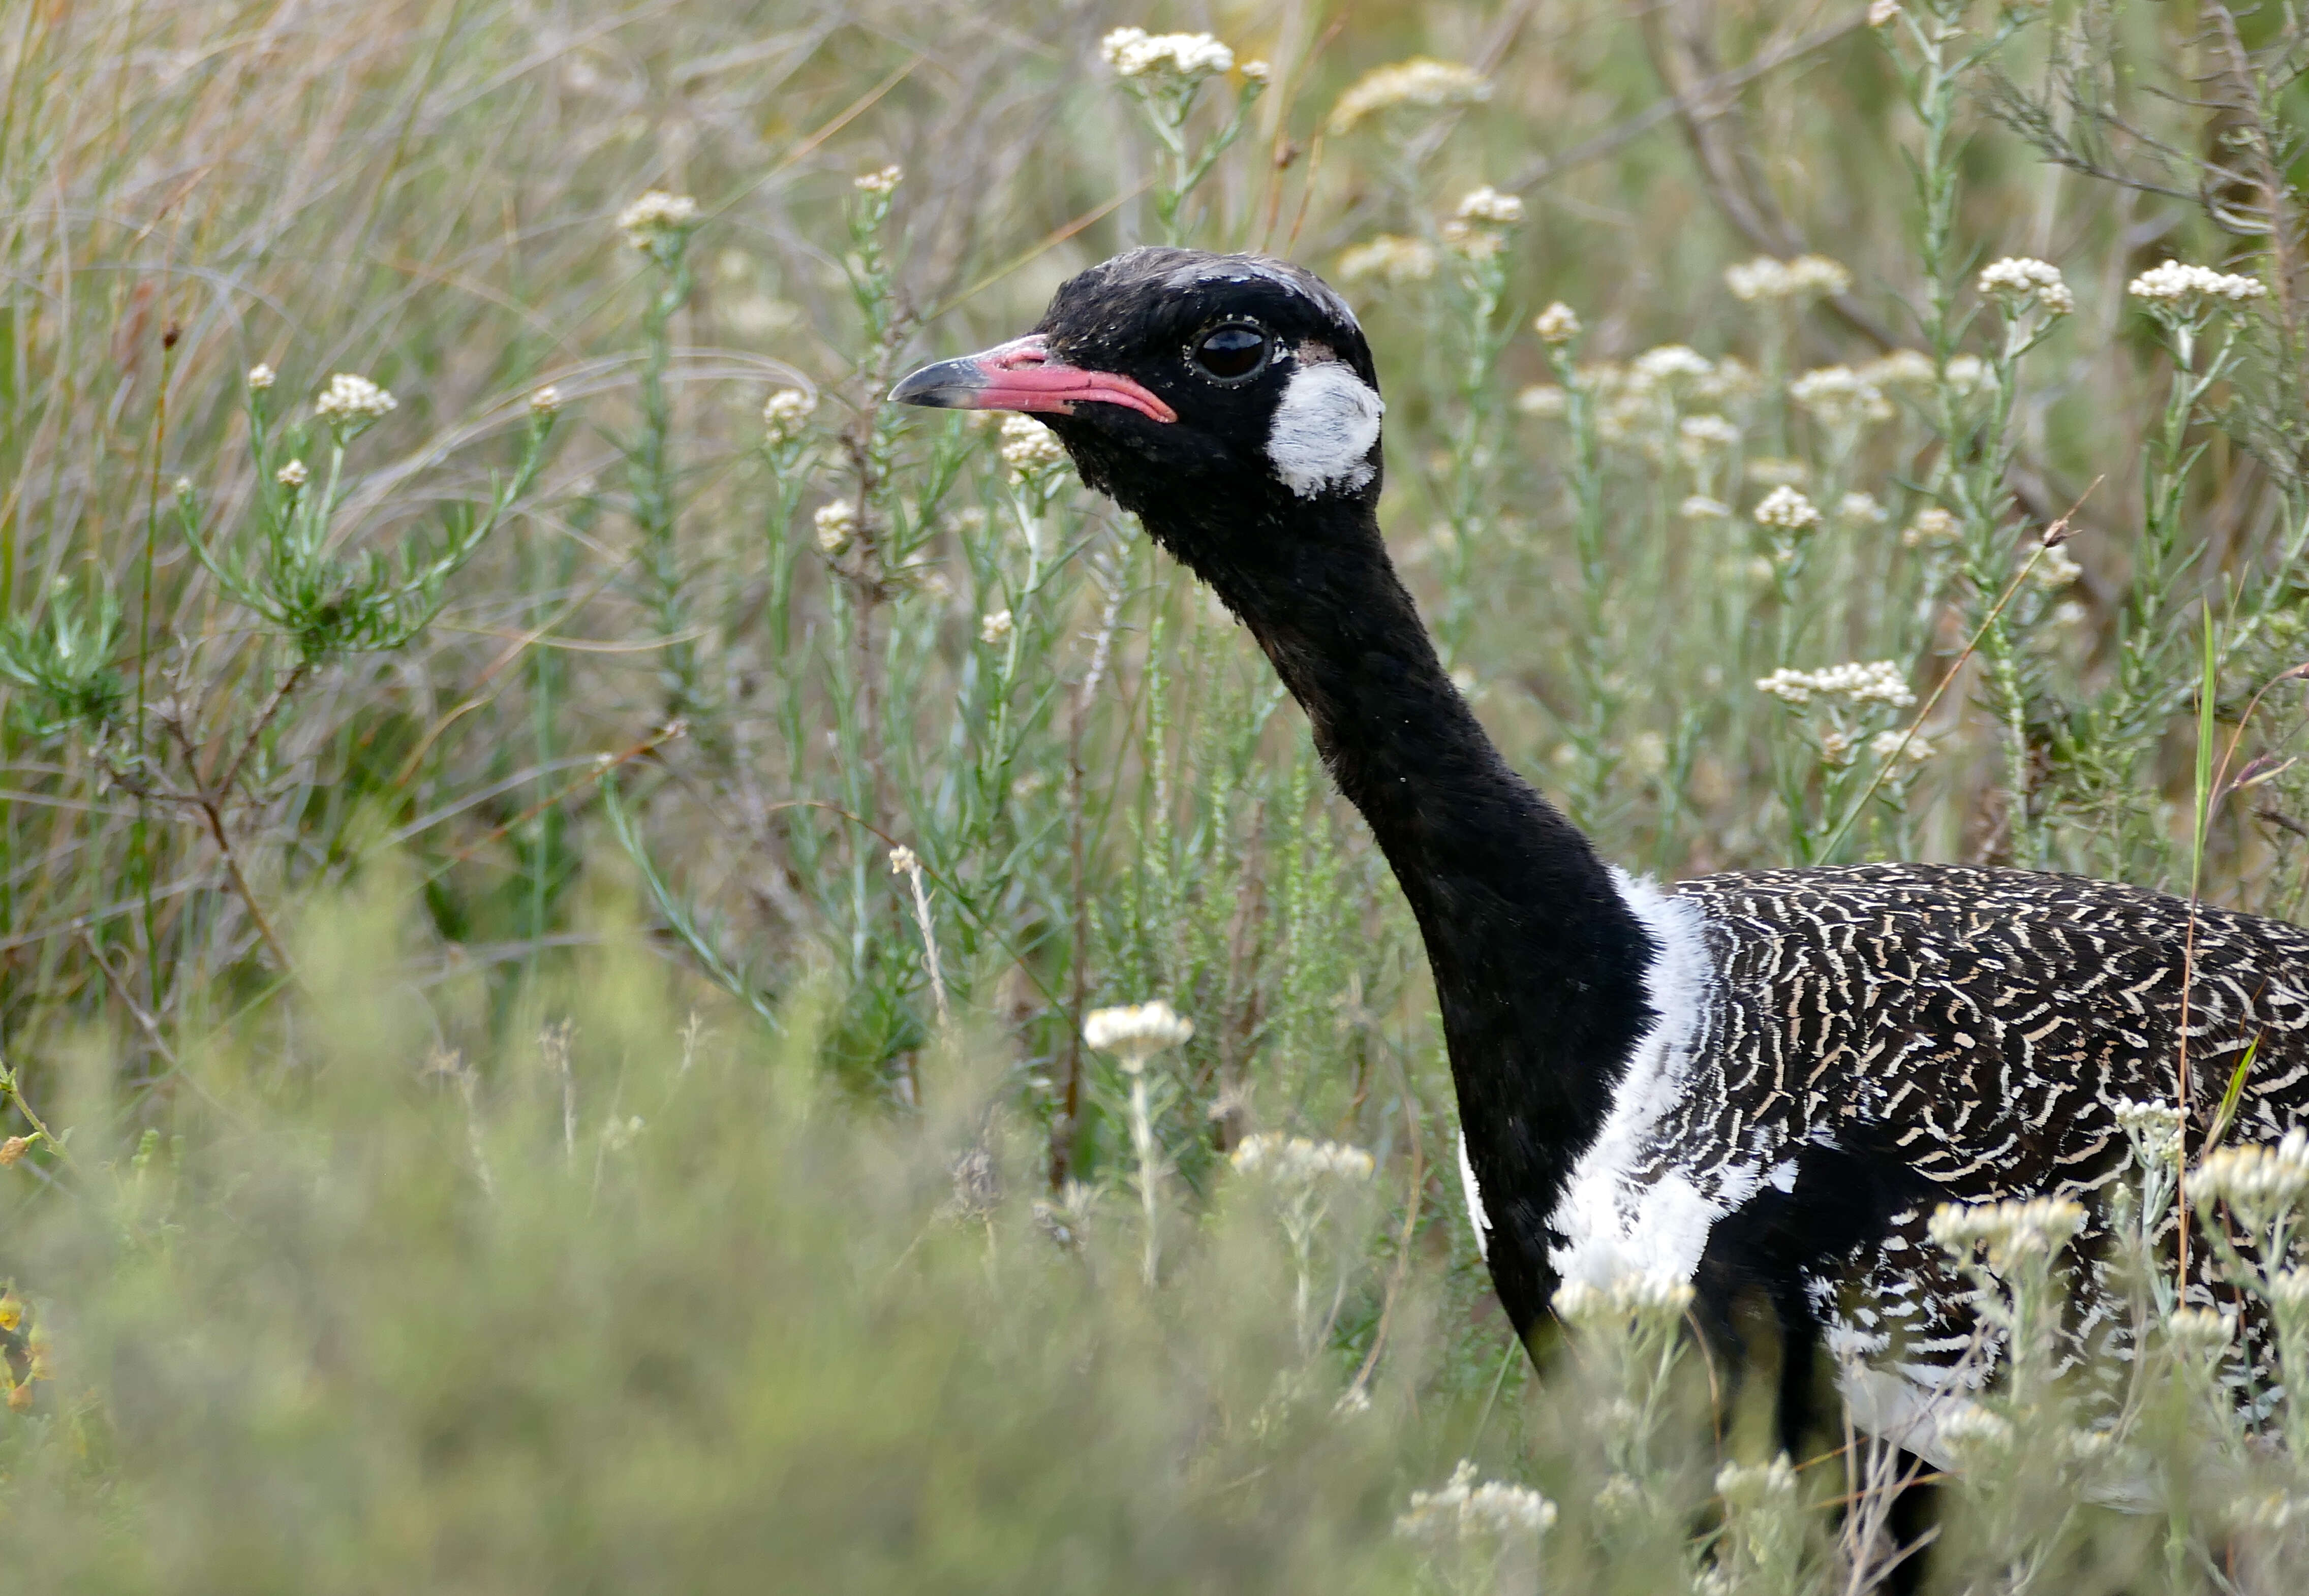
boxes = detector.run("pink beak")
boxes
[889,334,1177,423]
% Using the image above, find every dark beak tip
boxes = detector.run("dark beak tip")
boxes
[889,358,985,409]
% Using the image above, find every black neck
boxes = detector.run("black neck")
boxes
[1146,491,1657,1333]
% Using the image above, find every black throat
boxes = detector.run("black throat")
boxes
[1139,486,1659,1335]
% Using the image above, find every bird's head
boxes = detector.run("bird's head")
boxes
[890,247,1384,571]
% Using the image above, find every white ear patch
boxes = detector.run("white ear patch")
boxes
[1266,361,1383,498]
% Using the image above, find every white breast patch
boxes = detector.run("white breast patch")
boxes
[1266,361,1382,498]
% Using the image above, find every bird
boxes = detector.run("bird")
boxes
[890,245,2309,1470]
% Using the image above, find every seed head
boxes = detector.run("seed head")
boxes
[0,1136,28,1167]
[1328,57,1490,134]
[1532,301,1581,345]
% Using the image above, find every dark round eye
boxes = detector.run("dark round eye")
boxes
[1188,323,1270,383]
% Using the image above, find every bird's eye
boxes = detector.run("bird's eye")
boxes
[1188,323,1270,383]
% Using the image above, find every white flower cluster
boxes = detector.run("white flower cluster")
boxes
[617,190,700,249]
[529,385,562,416]
[886,843,920,876]
[1516,384,1568,419]
[1678,414,1739,457]
[1725,254,1851,303]
[1928,1196,2086,1267]
[1978,256,2074,316]
[2030,545,2082,588]
[1755,660,1916,708]
[1453,185,1522,226]
[1715,1453,1797,1511]
[814,498,857,555]
[246,362,276,391]
[999,413,1067,480]
[1746,457,1809,489]
[2166,1305,2238,1356]
[1338,235,1438,287]
[852,164,903,195]
[1752,485,1823,533]
[1869,728,1933,766]
[2189,1129,2309,1224]
[1838,491,1887,526]
[1902,507,1959,549]
[1680,494,1733,522]
[1863,349,1937,395]
[2127,260,2268,310]
[1328,57,1490,133]
[1935,1404,2016,1464]
[1395,1460,1558,1542]
[1552,1269,1695,1329]
[1532,301,1580,345]
[2111,1098,2185,1165]
[1100,26,1234,80]
[978,608,1013,646]
[1790,365,1894,429]
[1084,999,1195,1067]
[763,387,816,445]
[275,459,309,489]
[1632,344,1712,388]
[1229,1132,1376,1187]
[314,372,396,427]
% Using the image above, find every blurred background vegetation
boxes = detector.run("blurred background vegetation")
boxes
[1,0,2306,1588]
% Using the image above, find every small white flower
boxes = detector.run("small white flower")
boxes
[1868,0,1901,25]
[1756,660,1916,709]
[274,459,309,489]
[1902,507,1960,549]
[1101,26,1235,81]
[2166,1305,2238,1357]
[2111,1099,2185,1162]
[617,190,701,249]
[1328,57,1490,133]
[2127,260,2268,311]
[887,843,919,875]
[1745,457,1811,490]
[1716,1454,1798,1510]
[1241,59,1271,84]
[1516,383,1568,420]
[1726,254,1851,303]
[763,388,816,445]
[314,372,396,431]
[1453,185,1523,226]
[1084,1000,1195,1071]
[1753,485,1823,533]
[2031,545,2082,587]
[1395,1460,1557,1543]
[173,476,194,496]
[1861,348,1938,395]
[1553,1269,1696,1329]
[999,413,1068,480]
[814,499,858,555]
[1978,256,2075,316]
[1677,413,1739,454]
[1869,728,1932,766]
[1928,1196,2087,1267]
[2189,1130,2309,1224]
[1936,1404,2016,1463]
[1229,1132,1376,1187]
[528,385,562,416]
[1680,494,1733,522]
[245,363,276,391]
[1943,354,1989,395]
[1532,301,1581,345]
[852,164,903,195]
[1838,491,1888,526]
[1338,235,1438,287]
[1790,365,1894,428]
[978,608,1013,645]
[1631,344,1713,390]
